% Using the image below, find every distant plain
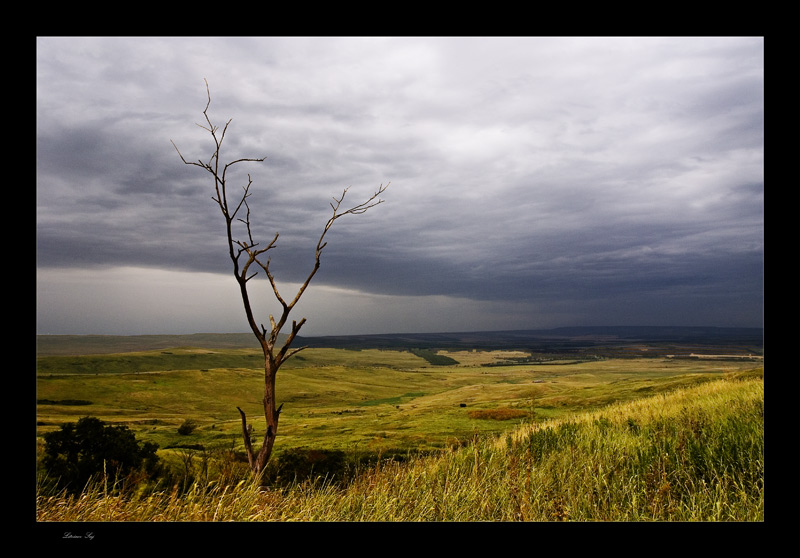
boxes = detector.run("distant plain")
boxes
[36,329,763,458]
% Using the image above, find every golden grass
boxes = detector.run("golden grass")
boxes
[467,408,530,420]
[37,373,763,522]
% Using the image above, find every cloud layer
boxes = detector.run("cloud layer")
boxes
[36,37,763,335]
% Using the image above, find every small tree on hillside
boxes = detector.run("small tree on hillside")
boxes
[42,417,160,493]
[172,81,388,476]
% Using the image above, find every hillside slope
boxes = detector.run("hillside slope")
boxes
[37,371,763,522]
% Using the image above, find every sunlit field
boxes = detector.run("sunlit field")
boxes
[36,346,760,456]
[36,358,763,521]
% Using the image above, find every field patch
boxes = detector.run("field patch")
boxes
[36,345,761,454]
[467,408,531,420]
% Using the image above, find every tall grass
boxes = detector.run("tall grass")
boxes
[37,374,763,521]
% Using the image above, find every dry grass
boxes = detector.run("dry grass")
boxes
[467,408,530,420]
[37,373,763,522]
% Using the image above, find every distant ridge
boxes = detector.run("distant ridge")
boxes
[36,326,762,356]
[296,326,764,351]
[35,332,264,356]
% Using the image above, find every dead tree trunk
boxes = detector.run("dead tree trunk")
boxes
[172,80,387,476]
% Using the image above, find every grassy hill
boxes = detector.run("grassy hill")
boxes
[36,370,763,521]
[35,331,764,521]
[36,345,760,456]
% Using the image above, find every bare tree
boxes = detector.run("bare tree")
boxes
[172,81,388,475]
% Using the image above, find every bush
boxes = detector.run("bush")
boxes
[177,419,199,436]
[41,416,160,493]
[264,448,349,485]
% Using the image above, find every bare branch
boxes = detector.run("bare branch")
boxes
[174,81,388,475]
[285,182,390,311]
[236,407,255,470]
[284,346,308,360]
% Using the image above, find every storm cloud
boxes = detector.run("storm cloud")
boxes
[36,37,763,336]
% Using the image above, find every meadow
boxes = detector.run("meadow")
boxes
[35,339,763,521]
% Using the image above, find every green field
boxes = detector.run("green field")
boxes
[36,343,761,459]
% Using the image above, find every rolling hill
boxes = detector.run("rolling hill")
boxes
[35,326,763,357]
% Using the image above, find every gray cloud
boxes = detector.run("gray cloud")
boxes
[36,37,763,335]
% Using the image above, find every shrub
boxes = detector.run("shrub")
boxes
[41,416,160,493]
[264,448,349,485]
[177,419,199,436]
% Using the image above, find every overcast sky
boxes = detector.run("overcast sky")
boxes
[36,37,764,337]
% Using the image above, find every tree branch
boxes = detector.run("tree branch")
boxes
[173,80,388,474]
[236,407,255,470]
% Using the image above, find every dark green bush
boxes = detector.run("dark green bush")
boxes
[41,416,160,493]
[264,448,349,485]
[177,419,199,435]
